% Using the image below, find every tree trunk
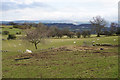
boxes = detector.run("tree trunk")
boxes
[34,43,37,49]
[97,33,100,37]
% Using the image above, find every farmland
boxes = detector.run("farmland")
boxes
[1,25,119,78]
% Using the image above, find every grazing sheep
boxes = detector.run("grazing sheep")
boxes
[97,39,99,40]
[25,49,32,53]
[14,45,16,47]
[92,41,95,43]
[19,44,21,45]
[74,41,76,44]
[114,39,116,41]
[92,41,95,46]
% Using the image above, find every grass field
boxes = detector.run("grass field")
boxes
[1,25,119,78]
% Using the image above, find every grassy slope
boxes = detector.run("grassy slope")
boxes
[1,25,119,78]
[2,36,118,78]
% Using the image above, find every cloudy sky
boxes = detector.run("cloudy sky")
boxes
[0,0,119,22]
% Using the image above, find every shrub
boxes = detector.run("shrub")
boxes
[7,34,16,40]
[16,31,21,35]
[9,27,13,29]
[2,31,9,35]
[13,25,20,28]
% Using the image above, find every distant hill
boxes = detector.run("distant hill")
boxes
[0,20,89,25]
[43,23,93,31]
[0,20,112,32]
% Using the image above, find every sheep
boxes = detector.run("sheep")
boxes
[25,49,32,53]
[74,41,76,44]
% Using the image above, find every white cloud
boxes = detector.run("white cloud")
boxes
[1,0,119,22]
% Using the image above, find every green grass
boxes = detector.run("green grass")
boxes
[2,36,118,52]
[2,28,22,35]
[0,25,13,28]
[1,26,119,78]
[2,48,118,78]
[2,36,118,78]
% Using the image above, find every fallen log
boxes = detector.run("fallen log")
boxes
[15,57,32,61]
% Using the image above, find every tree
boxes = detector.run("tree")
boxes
[90,16,107,37]
[104,31,112,36]
[82,31,87,38]
[67,32,74,38]
[62,28,69,35]
[110,22,117,35]
[116,27,120,36]
[56,29,63,38]
[76,32,81,38]
[86,31,91,37]
[25,23,48,49]
[48,26,58,37]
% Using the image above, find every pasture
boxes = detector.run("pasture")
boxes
[1,26,119,78]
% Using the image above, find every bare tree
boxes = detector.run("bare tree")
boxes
[82,31,87,38]
[67,32,74,38]
[48,26,58,37]
[25,23,48,49]
[110,22,117,35]
[76,32,81,38]
[90,16,107,37]
[62,28,69,35]
[56,29,63,38]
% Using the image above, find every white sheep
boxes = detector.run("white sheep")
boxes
[14,45,16,47]
[25,49,32,53]
[114,39,116,41]
[19,44,21,45]
[97,39,99,40]
[74,41,76,44]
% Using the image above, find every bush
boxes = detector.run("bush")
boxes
[7,34,16,40]
[2,31,9,35]
[13,25,20,28]
[9,27,13,29]
[16,31,21,35]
